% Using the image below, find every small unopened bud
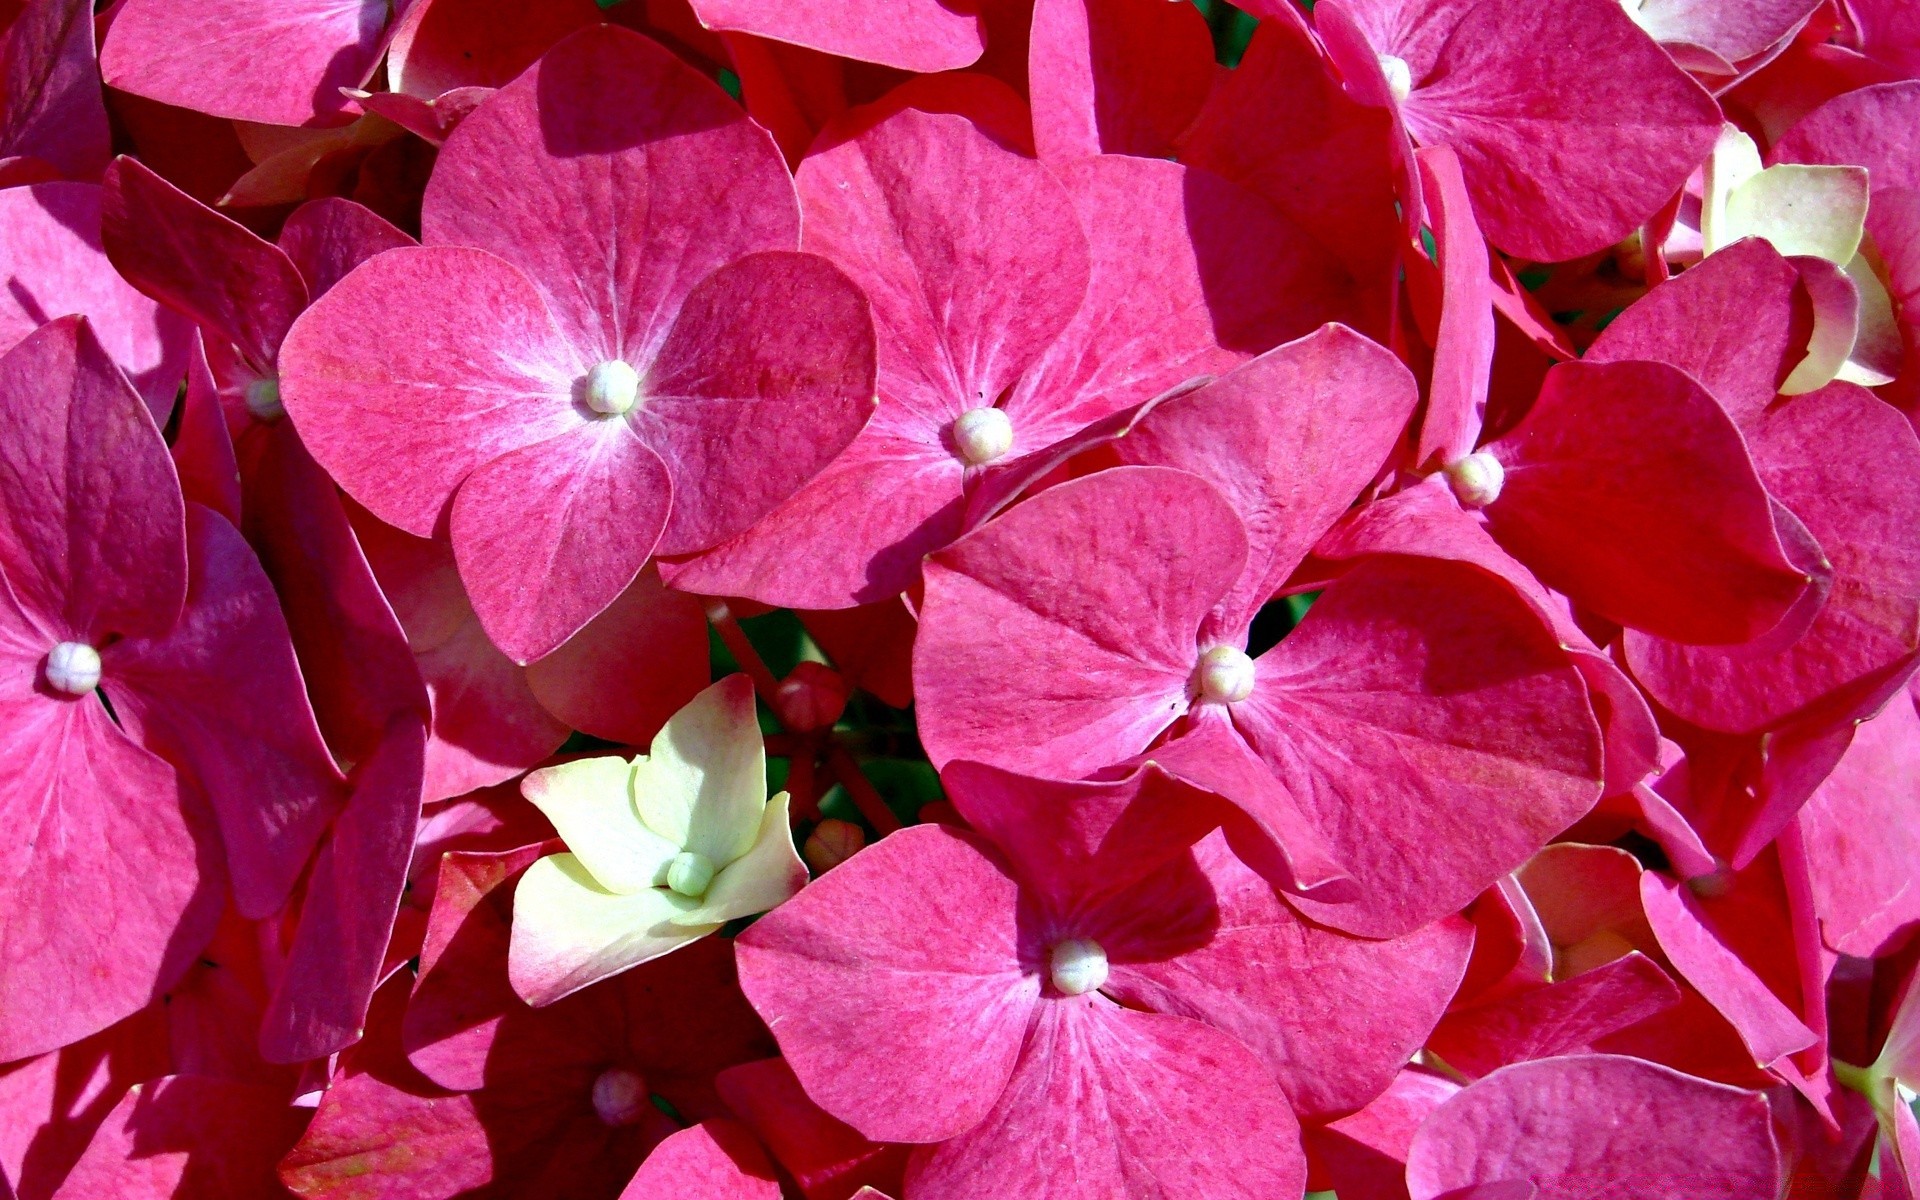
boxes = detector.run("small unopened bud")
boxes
[1193,645,1255,705]
[1443,452,1505,508]
[1378,54,1413,104]
[1049,938,1109,996]
[776,662,850,732]
[45,642,102,695]
[584,360,641,416]
[665,851,716,899]
[244,377,284,422]
[803,818,865,874]
[591,1067,651,1126]
[952,406,1014,466]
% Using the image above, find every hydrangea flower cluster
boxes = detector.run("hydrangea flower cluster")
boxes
[2,0,1919,1196]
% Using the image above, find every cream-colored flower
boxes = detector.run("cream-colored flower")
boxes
[508,675,807,1006]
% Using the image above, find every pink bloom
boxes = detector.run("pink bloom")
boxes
[665,106,1367,609]
[280,25,877,663]
[0,0,109,182]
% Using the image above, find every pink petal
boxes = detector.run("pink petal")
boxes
[100,156,309,371]
[276,197,414,301]
[1634,0,1820,64]
[1484,359,1818,646]
[49,1075,303,1200]
[915,466,1246,778]
[1426,952,1683,1078]
[1773,80,1920,194]
[170,337,242,527]
[735,825,1038,1144]
[0,655,219,1061]
[1798,686,1920,956]
[450,422,672,664]
[422,24,798,361]
[798,601,915,709]
[1307,1068,1460,1200]
[1413,145,1497,467]
[1028,0,1215,162]
[1112,324,1420,632]
[260,718,426,1063]
[0,315,185,640]
[523,567,707,746]
[278,244,583,538]
[0,0,109,180]
[349,509,569,802]
[684,0,985,72]
[0,182,189,422]
[104,506,346,919]
[1238,557,1603,937]
[386,0,602,98]
[1625,381,1920,732]
[619,1120,779,1200]
[1405,1055,1782,1200]
[99,0,388,126]
[715,1058,910,1200]
[1104,832,1474,1120]
[632,250,876,556]
[905,1000,1307,1200]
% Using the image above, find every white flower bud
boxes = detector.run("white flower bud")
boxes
[584,360,641,416]
[1050,938,1109,996]
[1193,645,1256,705]
[1444,451,1506,508]
[45,642,101,695]
[1378,54,1413,104]
[952,406,1014,466]
[590,1067,651,1126]
[665,851,716,899]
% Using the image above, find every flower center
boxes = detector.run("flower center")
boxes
[1378,54,1413,104]
[584,360,641,416]
[1049,938,1109,996]
[1192,645,1255,705]
[665,851,716,899]
[590,1067,651,1126]
[44,642,101,695]
[1443,451,1506,508]
[951,406,1013,466]
[244,376,284,422]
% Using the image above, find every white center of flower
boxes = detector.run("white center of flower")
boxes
[584,360,641,416]
[44,641,102,695]
[244,377,284,422]
[1378,54,1413,104]
[951,406,1014,466]
[590,1067,651,1126]
[1193,645,1256,705]
[1443,451,1506,508]
[665,851,717,899]
[1049,938,1109,996]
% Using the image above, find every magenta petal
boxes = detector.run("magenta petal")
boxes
[1485,359,1817,646]
[1113,324,1420,631]
[277,197,414,301]
[0,670,219,1061]
[1634,0,1819,63]
[634,250,876,556]
[1308,1068,1460,1200]
[1405,1055,1782,1200]
[685,0,985,71]
[1625,381,1920,732]
[1371,0,1721,260]
[1028,0,1215,162]
[0,183,189,421]
[618,1120,780,1200]
[735,825,1038,1144]
[104,506,346,919]
[1105,833,1474,1121]
[0,0,110,180]
[451,423,672,664]
[1773,80,1920,194]
[260,718,426,1064]
[1585,238,1802,427]
[385,0,601,97]
[99,0,387,125]
[278,245,583,538]
[100,156,309,370]
[50,1075,302,1199]
[423,24,798,360]
[523,567,707,746]
[1426,952,1683,1079]
[915,467,1246,778]
[0,315,185,641]
[1798,688,1920,957]
[906,1000,1307,1200]
[170,338,242,527]
[1238,557,1603,938]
